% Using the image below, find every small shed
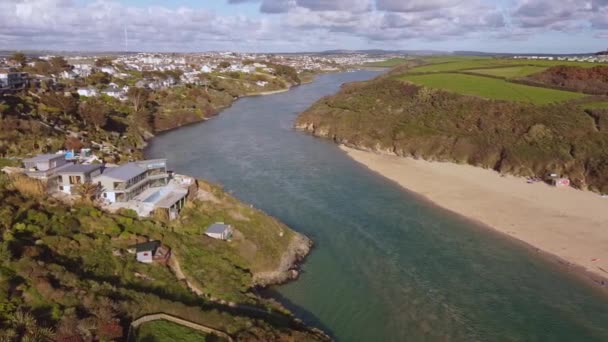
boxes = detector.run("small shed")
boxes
[553,178,570,188]
[131,241,171,264]
[205,223,233,241]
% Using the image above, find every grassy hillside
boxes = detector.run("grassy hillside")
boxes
[401,73,586,104]
[0,174,326,341]
[583,101,608,109]
[295,64,608,193]
[409,57,606,73]
[467,65,547,78]
[524,66,608,95]
[135,320,223,342]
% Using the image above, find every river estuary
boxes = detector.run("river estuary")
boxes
[146,71,608,341]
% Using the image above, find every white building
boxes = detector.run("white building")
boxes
[77,87,98,97]
[205,223,233,240]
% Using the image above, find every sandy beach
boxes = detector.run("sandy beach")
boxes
[340,146,608,283]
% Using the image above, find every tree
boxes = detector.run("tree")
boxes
[218,61,231,69]
[94,57,113,68]
[65,136,84,151]
[127,87,150,112]
[75,181,102,202]
[11,310,54,341]
[48,56,71,74]
[78,99,108,129]
[9,52,27,67]
[29,60,52,75]
[39,93,79,118]
[86,72,111,86]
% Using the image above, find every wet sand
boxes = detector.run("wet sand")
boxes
[341,146,608,283]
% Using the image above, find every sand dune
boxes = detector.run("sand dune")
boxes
[341,146,608,283]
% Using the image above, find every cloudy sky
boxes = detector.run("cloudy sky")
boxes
[1,0,607,53]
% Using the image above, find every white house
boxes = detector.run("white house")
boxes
[60,70,77,79]
[102,86,124,99]
[77,87,98,97]
[130,241,170,264]
[205,223,233,240]
[100,66,116,75]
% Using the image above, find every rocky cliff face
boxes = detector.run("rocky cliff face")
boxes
[253,233,313,286]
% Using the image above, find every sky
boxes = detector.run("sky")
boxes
[0,0,607,53]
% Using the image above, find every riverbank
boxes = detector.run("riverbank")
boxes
[340,145,608,286]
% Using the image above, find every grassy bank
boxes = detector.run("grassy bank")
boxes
[135,320,223,342]
[401,73,586,104]
[295,57,608,193]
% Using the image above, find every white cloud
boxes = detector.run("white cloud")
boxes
[0,0,606,52]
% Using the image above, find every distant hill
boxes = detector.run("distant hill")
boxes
[318,49,449,56]
[454,50,598,57]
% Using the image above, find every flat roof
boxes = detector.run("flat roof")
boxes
[57,164,102,174]
[156,190,188,209]
[101,163,146,181]
[23,154,64,163]
[206,223,231,234]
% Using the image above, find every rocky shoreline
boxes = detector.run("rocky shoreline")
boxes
[253,233,313,287]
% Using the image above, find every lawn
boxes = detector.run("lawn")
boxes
[401,73,587,104]
[467,65,548,78]
[135,320,225,342]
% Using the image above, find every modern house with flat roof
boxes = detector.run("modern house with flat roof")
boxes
[22,153,71,183]
[95,159,168,203]
[23,154,68,174]
[57,164,103,195]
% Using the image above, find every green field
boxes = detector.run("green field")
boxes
[410,59,515,73]
[467,65,548,78]
[365,58,410,67]
[582,101,608,109]
[401,73,586,104]
[135,320,225,342]
[410,58,607,73]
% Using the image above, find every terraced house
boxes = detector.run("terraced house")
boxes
[96,159,169,203]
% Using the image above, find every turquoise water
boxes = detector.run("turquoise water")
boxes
[146,71,608,341]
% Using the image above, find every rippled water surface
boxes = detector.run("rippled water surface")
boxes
[146,71,608,341]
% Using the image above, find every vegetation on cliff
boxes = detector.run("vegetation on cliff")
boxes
[0,173,324,341]
[524,65,608,95]
[295,60,608,193]
[0,59,302,163]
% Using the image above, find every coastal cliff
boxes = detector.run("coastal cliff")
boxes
[253,233,313,286]
[0,172,326,341]
[295,75,608,193]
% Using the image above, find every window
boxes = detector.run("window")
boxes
[69,175,82,185]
